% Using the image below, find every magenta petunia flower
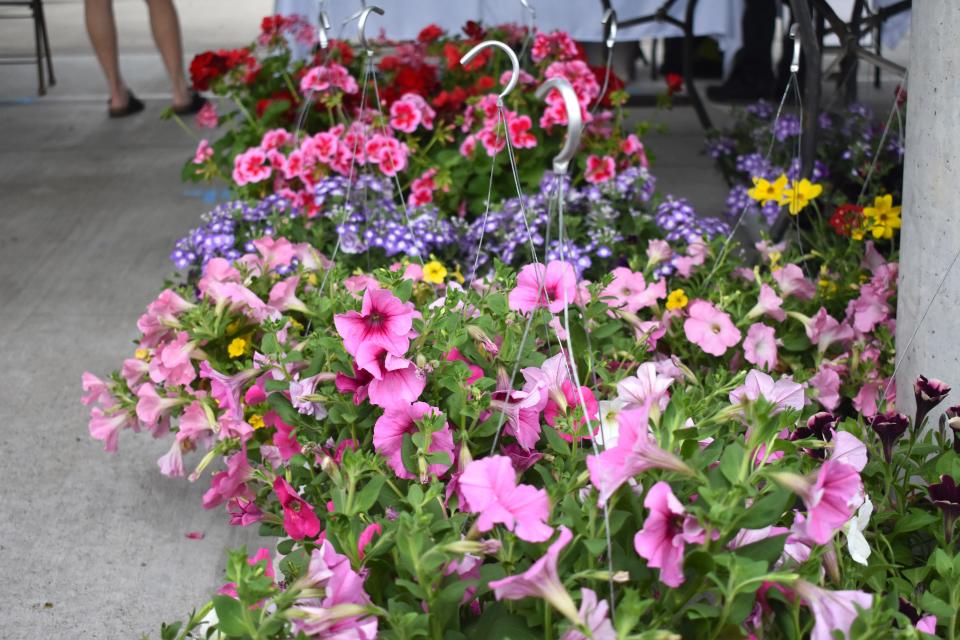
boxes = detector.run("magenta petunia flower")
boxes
[273,476,321,540]
[543,381,599,441]
[488,526,580,624]
[459,455,553,542]
[357,523,382,559]
[203,450,252,509]
[334,364,374,406]
[373,402,454,480]
[804,307,855,353]
[633,481,703,587]
[794,580,872,640]
[743,322,778,371]
[199,361,258,420]
[775,460,862,544]
[357,343,426,409]
[683,300,742,357]
[334,287,417,357]
[508,261,578,314]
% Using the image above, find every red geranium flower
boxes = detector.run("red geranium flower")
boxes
[589,64,625,107]
[829,204,864,237]
[462,20,485,40]
[418,23,444,43]
[666,73,684,96]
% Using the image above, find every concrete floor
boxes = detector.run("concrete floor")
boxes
[0,2,908,637]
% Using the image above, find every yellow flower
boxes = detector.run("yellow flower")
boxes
[228,337,247,358]
[248,414,265,430]
[423,260,447,284]
[862,194,901,240]
[450,264,465,284]
[666,288,688,310]
[134,348,151,361]
[783,179,823,215]
[307,272,318,287]
[747,174,788,205]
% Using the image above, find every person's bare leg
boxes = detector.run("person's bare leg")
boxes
[144,0,191,107]
[84,0,128,108]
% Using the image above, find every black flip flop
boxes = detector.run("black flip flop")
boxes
[108,90,145,118]
[173,92,207,116]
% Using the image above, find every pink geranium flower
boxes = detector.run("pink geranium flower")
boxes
[794,580,872,640]
[334,288,417,357]
[356,343,426,409]
[634,481,704,587]
[508,261,578,314]
[584,155,616,184]
[193,138,214,163]
[389,96,423,133]
[600,268,666,313]
[273,476,321,540]
[373,402,453,480]
[772,264,815,300]
[587,405,690,505]
[683,300,742,356]
[459,455,553,542]
[232,147,271,186]
[488,526,580,623]
[743,323,778,371]
[196,101,218,128]
[730,370,805,413]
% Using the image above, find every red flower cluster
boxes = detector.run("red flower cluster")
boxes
[378,56,440,105]
[666,73,684,97]
[829,204,865,237]
[189,48,253,91]
[589,64,625,107]
[418,23,444,44]
[462,20,486,40]
[256,90,298,120]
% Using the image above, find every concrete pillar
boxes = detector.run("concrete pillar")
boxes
[896,3,960,417]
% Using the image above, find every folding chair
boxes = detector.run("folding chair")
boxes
[0,0,55,95]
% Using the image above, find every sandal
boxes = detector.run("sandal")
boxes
[173,92,207,116]
[108,90,145,118]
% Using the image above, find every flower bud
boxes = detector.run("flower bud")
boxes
[869,411,909,463]
[915,375,951,430]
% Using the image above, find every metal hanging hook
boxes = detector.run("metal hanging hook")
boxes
[789,23,801,73]
[535,77,583,175]
[317,9,331,49]
[356,5,384,57]
[601,8,618,50]
[460,40,520,106]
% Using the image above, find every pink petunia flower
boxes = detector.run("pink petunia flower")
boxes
[743,323,778,371]
[459,455,553,542]
[600,268,666,313]
[268,276,308,314]
[88,405,137,452]
[561,588,616,640]
[616,362,672,413]
[373,402,454,480]
[273,476,321,540]
[808,368,841,411]
[488,526,580,623]
[774,460,863,544]
[544,381,599,441]
[334,288,417,357]
[584,155,616,184]
[683,300,742,356]
[587,405,690,505]
[157,440,185,477]
[508,261,578,314]
[634,481,704,587]
[357,523,382,559]
[772,264,815,300]
[203,450,252,509]
[747,284,786,323]
[793,580,872,640]
[646,239,673,266]
[199,361,258,419]
[730,370,805,413]
[148,331,197,386]
[134,383,184,431]
[804,308,855,353]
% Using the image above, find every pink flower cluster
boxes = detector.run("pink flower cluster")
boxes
[299,62,358,95]
[388,93,436,133]
[531,30,580,63]
[540,60,599,130]
[461,95,537,158]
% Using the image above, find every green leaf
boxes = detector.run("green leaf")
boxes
[267,393,301,427]
[734,487,792,529]
[400,433,418,477]
[732,534,787,566]
[463,602,540,639]
[541,425,570,456]
[354,475,386,513]
[719,442,746,486]
[892,510,939,535]
[212,595,247,637]
[260,333,279,354]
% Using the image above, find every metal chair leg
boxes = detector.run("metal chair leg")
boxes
[31,0,45,95]
[36,0,54,86]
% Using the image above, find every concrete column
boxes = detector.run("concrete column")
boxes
[896,2,960,416]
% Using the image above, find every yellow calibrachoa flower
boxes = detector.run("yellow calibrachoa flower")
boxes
[134,348,151,361]
[747,174,788,205]
[228,337,247,358]
[666,288,688,310]
[783,179,823,215]
[450,264,465,284]
[862,194,902,239]
[307,272,318,287]
[423,260,447,284]
[248,414,265,430]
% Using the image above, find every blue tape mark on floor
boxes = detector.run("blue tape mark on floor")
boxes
[0,96,39,106]
[182,187,232,204]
